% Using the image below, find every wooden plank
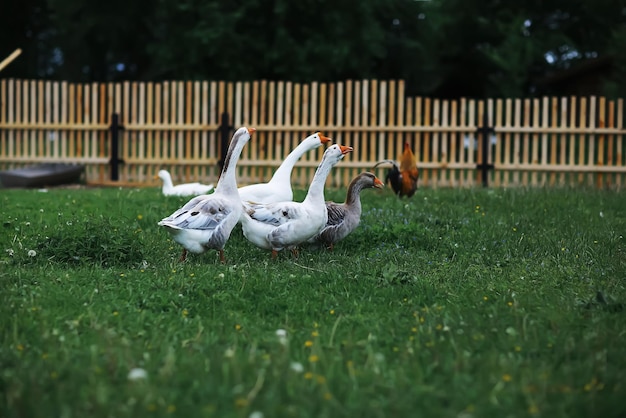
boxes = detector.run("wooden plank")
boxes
[200,81,209,181]
[450,99,459,187]
[138,82,147,182]
[276,81,285,166]
[0,80,6,159]
[597,97,606,188]
[89,83,98,179]
[299,83,311,187]
[62,82,70,164]
[44,81,51,158]
[334,81,344,148]
[242,81,251,153]
[439,99,448,186]
[521,98,530,186]
[267,81,276,181]
[154,82,163,178]
[549,97,558,186]
[284,81,294,186]
[378,81,389,184]
[389,81,398,183]
[617,99,623,188]
[587,96,596,187]
[248,80,260,184]
[493,99,503,187]
[423,98,431,186]
[558,97,576,186]
[458,98,467,186]
[578,97,587,185]
[531,98,539,186]
[176,81,184,181]
[161,81,170,174]
[53,81,60,160]
[511,99,520,185]
[606,100,614,188]
[146,82,154,181]
[184,81,192,180]
[539,97,548,187]
[98,83,107,182]
[494,162,626,173]
[68,83,76,160]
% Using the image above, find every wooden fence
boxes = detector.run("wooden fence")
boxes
[1,78,625,189]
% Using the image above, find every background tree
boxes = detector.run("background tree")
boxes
[1,0,624,98]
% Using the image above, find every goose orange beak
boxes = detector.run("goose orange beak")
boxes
[247,127,257,135]
[374,177,384,188]
[339,145,353,155]
[318,132,332,144]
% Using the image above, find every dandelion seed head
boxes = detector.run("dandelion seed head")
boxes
[127,367,148,381]
[290,362,303,373]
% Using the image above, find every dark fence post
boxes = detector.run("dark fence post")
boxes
[109,113,124,181]
[218,112,232,171]
[475,110,494,187]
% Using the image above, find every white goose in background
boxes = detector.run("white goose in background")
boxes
[156,169,214,197]
[238,132,332,204]
[158,127,256,262]
[240,144,353,259]
[309,172,384,250]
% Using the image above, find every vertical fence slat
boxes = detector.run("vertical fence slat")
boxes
[539,97,550,186]
[616,99,623,188]
[521,98,530,186]
[597,97,606,188]
[531,98,540,186]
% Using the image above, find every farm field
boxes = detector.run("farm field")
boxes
[1,185,625,418]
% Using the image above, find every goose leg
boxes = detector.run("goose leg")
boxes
[271,250,278,260]
[290,248,299,258]
[179,249,188,262]
[218,249,226,264]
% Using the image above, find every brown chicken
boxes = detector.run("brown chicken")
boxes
[374,142,419,198]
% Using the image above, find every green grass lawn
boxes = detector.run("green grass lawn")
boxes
[1,185,625,418]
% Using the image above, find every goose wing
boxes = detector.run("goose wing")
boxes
[160,195,235,230]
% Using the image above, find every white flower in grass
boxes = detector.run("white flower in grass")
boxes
[28,250,37,257]
[249,411,264,418]
[127,367,148,381]
[275,329,288,345]
[6,249,14,257]
[290,362,304,373]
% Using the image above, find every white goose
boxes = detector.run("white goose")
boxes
[158,127,256,262]
[240,144,353,259]
[238,132,332,204]
[156,169,214,197]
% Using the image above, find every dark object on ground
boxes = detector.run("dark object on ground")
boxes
[0,163,85,188]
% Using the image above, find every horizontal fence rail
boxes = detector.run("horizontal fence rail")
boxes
[0,78,624,189]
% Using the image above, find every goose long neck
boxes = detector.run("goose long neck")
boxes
[216,136,247,194]
[269,142,311,184]
[161,174,173,191]
[345,179,365,208]
[303,156,335,203]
